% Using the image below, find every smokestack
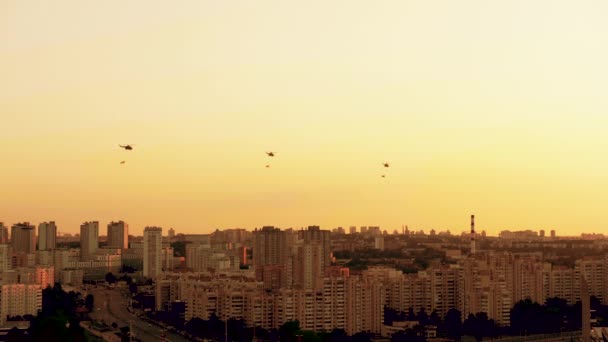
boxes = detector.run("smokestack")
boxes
[470,214,477,255]
[470,214,475,234]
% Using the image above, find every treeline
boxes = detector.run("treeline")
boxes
[148,296,601,342]
[384,296,597,341]
[6,283,92,342]
[181,317,371,342]
[333,247,447,272]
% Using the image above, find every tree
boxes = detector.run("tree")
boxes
[85,294,94,312]
[30,283,87,342]
[120,326,130,342]
[279,320,301,342]
[428,310,441,326]
[444,308,462,341]
[407,307,417,320]
[105,272,117,284]
[510,299,543,335]
[129,282,138,294]
[170,241,190,257]
[416,308,429,325]
[120,265,136,273]
[6,327,24,342]
[326,329,348,342]
[352,332,374,342]
[119,275,133,285]
[463,312,497,342]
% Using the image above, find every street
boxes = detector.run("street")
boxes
[89,286,191,342]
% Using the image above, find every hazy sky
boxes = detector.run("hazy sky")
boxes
[2,0,608,235]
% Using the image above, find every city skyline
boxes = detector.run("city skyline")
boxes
[4,1,608,235]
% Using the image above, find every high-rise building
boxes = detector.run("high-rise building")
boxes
[107,221,128,249]
[374,236,385,250]
[11,222,36,254]
[253,226,290,289]
[0,284,42,325]
[0,223,8,244]
[80,221,99,261]
[298,226,331,268]
[0,245,10,271]
[37,221,57,251]
[293,242,324,290]
[470,215,477,255]
[349,226,357,234]
[143,226,162,279]
[168,228,175,239]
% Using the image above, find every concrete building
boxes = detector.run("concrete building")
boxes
[461,252,513,326]
[80,221,99,261]
[0,223,8,244]
[37,221,57,251]
[293,242,324,290]
[298,226,332,269]
[253,226,290,289]
[0,284,42,324]
[0,245,10,272]
[374,236,385,250]
[11,222,36,254]
[549,266,576,304]
[186,244,232,273]
[143,227,162,279]
[107,221,129,249]
[59,269,84,286]
[575,257,606,304]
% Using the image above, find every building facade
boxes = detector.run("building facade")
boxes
[38,221,57,251]
[143,227,162,279]
[107,221,129,249]
[80,221,99,261]
[11,222,36,254]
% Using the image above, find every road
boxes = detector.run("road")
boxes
[89,286,191,342]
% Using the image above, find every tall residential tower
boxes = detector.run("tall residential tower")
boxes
[143,226,162,279]
[38,221,57,250]
[80,221,99,261]
[107,221,129,249]
[11,222,36,254]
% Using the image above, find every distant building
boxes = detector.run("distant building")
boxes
[368,226,381,236]
[0,223,8,244]
[253,226,289,289]
[0,245,10,271]
[11,222,36,254]
[38,221,57,251]
[374,236,385,250]
[0,284,42,324]
[349,226,357,234]
[551,230,556,239]
[168,228,175,239]
[107,221,128,249]
[80,221,99,261]
[144,226,162,279]
[539,230,545,238]
[332,227,345,234]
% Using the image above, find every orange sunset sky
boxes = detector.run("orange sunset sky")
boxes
[2,1,608,236]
